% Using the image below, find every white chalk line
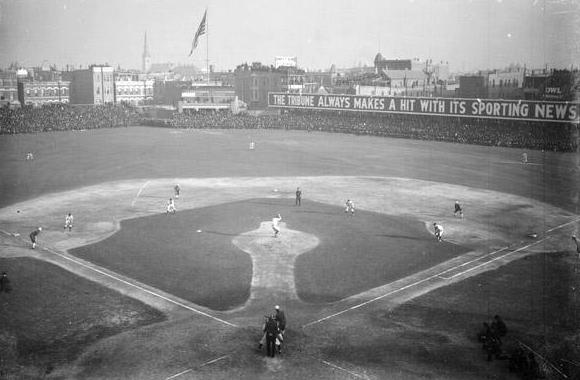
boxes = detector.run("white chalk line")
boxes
[165,355,229,380]
[303,216,580,328]
[436,246,509,280]
[439,238,549,280]
[0,229,236,328]
[496,161,543,166]
[131,180,150,207]
[320,359,367,379]
[165,368,192,380]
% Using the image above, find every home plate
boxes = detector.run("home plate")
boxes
[196,230,202,233]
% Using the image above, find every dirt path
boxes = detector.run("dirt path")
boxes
[1,175,578,379]
[0,176,576,323]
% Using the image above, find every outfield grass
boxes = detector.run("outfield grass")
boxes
[0,127,576,212]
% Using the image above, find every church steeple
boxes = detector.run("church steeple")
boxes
[142,31,151,73]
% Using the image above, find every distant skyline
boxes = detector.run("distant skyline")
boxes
[0,0,578,72]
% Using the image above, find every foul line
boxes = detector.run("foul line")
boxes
[496,161,542,166]
[43,246,238,327]
[303,217,580,328]
[165,356,229,380]
[131,180,150,207]
[439,238,549,280]
[0,229,236,328]
[320,360,367,379]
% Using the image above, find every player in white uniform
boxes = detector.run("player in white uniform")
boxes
[166,198,176,215]
[272,214,282,237]
[433,222,444,242]
[521,152,528,164]
[64,213,74,232]
[345,199,355,215]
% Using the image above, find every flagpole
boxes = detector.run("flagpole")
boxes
[206,7,209,86]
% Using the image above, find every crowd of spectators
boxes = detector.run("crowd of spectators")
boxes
[157,109,578,152]
[0,103,137,134]
[2,104,576,152]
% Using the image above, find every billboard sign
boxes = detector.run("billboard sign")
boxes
[274,56,298,69]
[268,92,579,123]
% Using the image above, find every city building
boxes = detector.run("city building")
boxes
[114,71,153,105]
[234,62,306,109]
[67,65,114,105]
[523,68,579,101]
[0,71,19,104]
[458,75,487,98]
[487,68,525,99]
[234,63,283,109]
[17,79,70,106]
[177,85,238,112]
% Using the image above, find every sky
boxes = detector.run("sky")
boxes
[0,0,578,72]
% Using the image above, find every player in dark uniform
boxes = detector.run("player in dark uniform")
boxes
[573,236,580,272]
[454,200,463,218]
[295,187,302,206]
[0,272,11,293]
[174,184,180,199]
[30,227,42,249]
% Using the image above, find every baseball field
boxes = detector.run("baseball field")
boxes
[0,126,579,379]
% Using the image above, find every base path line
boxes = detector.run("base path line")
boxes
[38,245,237,328]
[304,217,573,328]
[320,360,367,379]
[545,216,580,233]
[444,237,550,280]
[165,355,229,380]
[131,180,150,207]
[303,246,511,327]
[165,368,192,380]
[436,246,509,279]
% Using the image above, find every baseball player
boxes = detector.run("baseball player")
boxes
[166,198,176,215]
[573,236,580,272]
[64,213,74,232]
[433,222,444,242]
[345,199,355,216]
[521,152,528,164]
[174,184,180,199]
[30,227,42,249]
[454,201,464,218]
[295,187,302,206]
[272,214,282,238]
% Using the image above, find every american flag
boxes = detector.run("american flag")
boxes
[189,10,207,56]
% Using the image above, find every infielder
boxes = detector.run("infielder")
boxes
[272,214,282,238]
[166,198,176,215]
[345,199,355,215]
[64,213,74,232]
[433,222,444,242]
[30,227,42,249]
[454,201,464,218]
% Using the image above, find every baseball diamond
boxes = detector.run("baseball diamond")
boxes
[1,126,579,379]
